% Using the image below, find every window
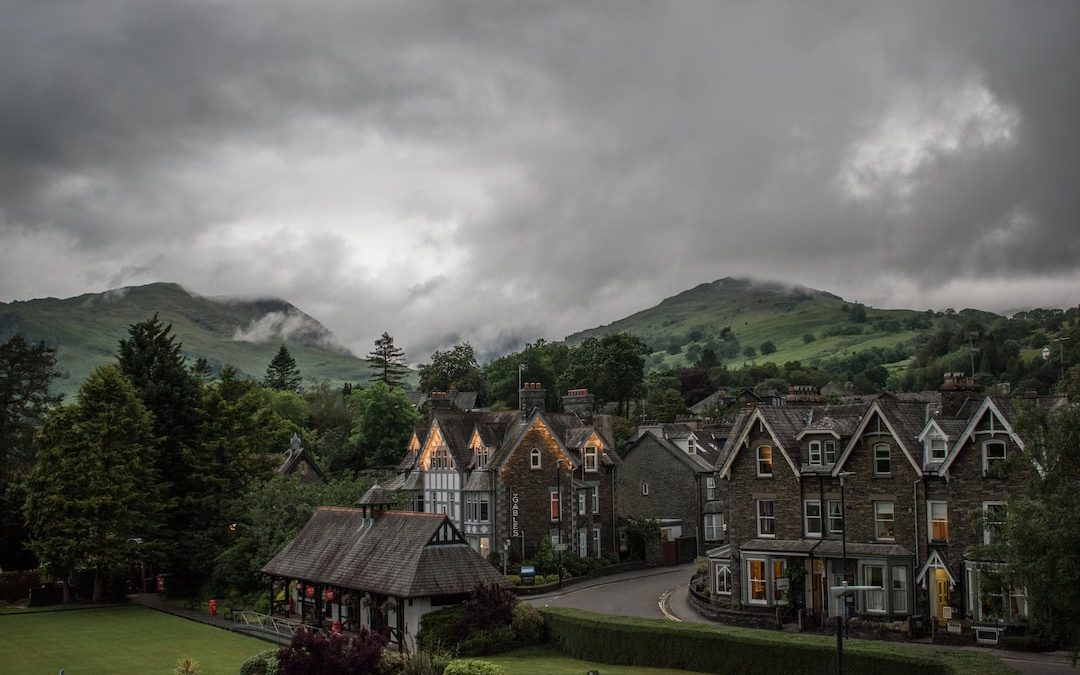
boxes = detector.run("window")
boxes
[549,529,560,546]
[756,446,773,477]
[476,446,489,469]
[584,445,598,472]
[874,443,891,475]
[715,564,732,594]
[864,565,885,612]
[479,495,489,522]
[892,566,909,614]
[704,513,724,542]
[465,494,490,522]
[828,500,844,534]
[431,447,452,469]
[592,528,601,557]
[808,441,822,465]
[825,440,837,464]
[773,560,786,603]
[706,476,716,501]
[874,501,895,540]
[983,441,1007,477]
[641,481,649,496]
[687,436,696,453]
[578,492,586,515]
[530,448,541,469]
[550,489,560,521]
[928,501,948,541]
[983,502,1007,545]
[1010,587,1028,620]
[748,559,767,604]
[757,500,776,537]
[591,487,599,514]
[804,500,822,537]
[927,435,947,463]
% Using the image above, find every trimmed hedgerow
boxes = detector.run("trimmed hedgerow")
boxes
[239,649,279,675]
[443,659,505,675]
[539,608,1014,675]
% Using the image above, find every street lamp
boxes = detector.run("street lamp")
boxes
[554,460,564,589]
[835,471,855,675]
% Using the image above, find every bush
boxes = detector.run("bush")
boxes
[998,632,1058,652]
[456,626,516,656]
[540,608,1012,675]
[511,603,543,645]
[239,649,279,675]
[504,575,521,586]
[399,650,450,675]
[377,650,409,675]
[276,628,385,675]
[416,606,464,653]
[443,659,505,675]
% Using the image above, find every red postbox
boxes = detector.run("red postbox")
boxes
[331,620,341,635]
[155,575,165,593]
[208,598,217,617]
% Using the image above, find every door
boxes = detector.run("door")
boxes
[811,560,824,616]
[934,568,950,625]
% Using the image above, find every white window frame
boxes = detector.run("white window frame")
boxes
[747,558,768,605]
[874,443,891,476]
[757,499,776,538]
[827,499,844,534]
[476,446,489,469]
[592,527,601,558]
[578,492,586,515]
[825,440,837,464]
[530,447,541,470]
[591,487,599,514]
[704,513,724,542]
[928,501,948,542]
[756,445,773,477]
[808,440,822,465]
[891,566,909,614]
[706,476,716,501]
[863,564,886,613]
[927,435,947,463]
[550,489,560,522]
[874,500,895,541]
[641,480,649,496]
[584,445,598,472]
[804,500,822,538]
[983,501,1007,545]
[715,564,732,595]
[982,440,1007,477]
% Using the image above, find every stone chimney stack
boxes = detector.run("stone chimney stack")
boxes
[519,382,547,417]
[562,388,595,421]
[785,385,824,406]
[428,391,453,412]
[940,372,982,416]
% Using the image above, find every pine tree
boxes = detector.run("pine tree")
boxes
[0,335,61,485]
[366,332,408,387]
[264,345,303,392]
[24,365,161,602]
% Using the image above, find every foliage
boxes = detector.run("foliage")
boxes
[759,340,776,355]
[443,659,505,675]
[458,582,517,635]
[622,516,659,560]
[174,656,201,675]
[418,342,483,395]
[264,345,303,392]
[304,381,353,474]
[510,603,544,645]
[643,386,685,423]
[397,650,450,675]
[344,381,422,469]
[0,334,61,483]
[366,332,409,388]
[456,626,517,657]
[276,627,385,675]
[539,607,1013,675]
[483,340,570,411]
[239,649,280,675]
[24,365,162,602]
[416,605,465,654]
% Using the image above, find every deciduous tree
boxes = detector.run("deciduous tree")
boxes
[346,381,421,469]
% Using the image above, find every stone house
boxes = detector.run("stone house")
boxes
[387,384,621,561]
[275,433,326,486]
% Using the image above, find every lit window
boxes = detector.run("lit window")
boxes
[704,513,724,542]
[530,448,541,469]
[715,564,732,594]
[983,441,1007,477]
[827,500,844,534]
[808,441,822,465]
[874,443,891,475]
[748,559,767,604]
[874,501,895,540]
[706,476,716,501]
[757,446,773,477]
[550,490,560,522]
[804,500,822,537]
[757,500,775,537]
[773,560,786,603]
[929,502,948,541]
[584,446,598,472]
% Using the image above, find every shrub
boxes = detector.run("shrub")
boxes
[174,657,200,675]
[511,603,543,645]
[456,626,516,656]
[456,582,516,635]
[276,627,386,675]
[443,659,505,675]
[416,606,464,653]
[378,650,409,675]
[998,632,1058,652]
[399,650,449,675]
[504,575,521,586]
[239,649,279,675]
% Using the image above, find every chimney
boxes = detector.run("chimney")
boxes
[519,382,547,417]
[785,385,824,406]
[428,391,453,412]
[940,372,981,416]
[562,388,595,421]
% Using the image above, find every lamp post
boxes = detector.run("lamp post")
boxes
[835,471,855,675]
[554,460,564,589]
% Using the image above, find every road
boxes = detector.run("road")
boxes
[524,564,1076,675]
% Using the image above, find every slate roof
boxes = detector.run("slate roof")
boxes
[874,396,933,449]
[623,430,713,473]
[275,436,327,483]
[262,508,503,598]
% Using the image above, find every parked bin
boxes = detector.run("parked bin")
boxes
[208,598,217,617]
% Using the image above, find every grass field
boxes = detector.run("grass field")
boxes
[0,605,270,675]
[487,645,714,674]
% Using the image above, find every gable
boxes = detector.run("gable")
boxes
[832,403,921,476]
[940,397,1028,474]
[419,421,456,470]
[498,414,577,471]
[718,408,800,480]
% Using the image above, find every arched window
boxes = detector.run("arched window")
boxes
[756,445,773,477]
[530,447,541,470]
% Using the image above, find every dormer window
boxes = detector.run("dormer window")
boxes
[584,446,598,472]
[687,436,696,453]
[927,435,947,464]
[756,445,773,477]
[530,447,541,470]
[808,440,822,465]
[476,446,490,469]
[430,447,452,470]
[824,440,837,464]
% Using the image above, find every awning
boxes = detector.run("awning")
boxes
[811,540,912,558]
[740,539,820,557]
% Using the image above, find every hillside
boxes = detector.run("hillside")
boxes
[0,282,374,396]
[564,277,945,371]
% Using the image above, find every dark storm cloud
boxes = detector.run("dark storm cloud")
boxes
[0,1,1077,360]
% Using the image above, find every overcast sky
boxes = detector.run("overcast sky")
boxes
[1,1,1078,362]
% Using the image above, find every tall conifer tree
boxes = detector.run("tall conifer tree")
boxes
[366,332,408,387]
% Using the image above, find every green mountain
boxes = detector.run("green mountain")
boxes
[0,282,374,396]
[565,277,943,372]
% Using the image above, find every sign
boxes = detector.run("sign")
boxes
[511,493,520,538]
[554,543,568,551]
[776,578,790,591]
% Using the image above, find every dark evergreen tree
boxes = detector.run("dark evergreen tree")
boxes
[264,344,303,392]
[366,332,408,387]
[0,335,61,485]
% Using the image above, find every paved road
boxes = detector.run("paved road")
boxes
[524,565,1076,675]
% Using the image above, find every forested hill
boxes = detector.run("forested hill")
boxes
[0,282,372,395]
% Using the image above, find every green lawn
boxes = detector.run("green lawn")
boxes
[487,646,714,674]
[0,605,270,675]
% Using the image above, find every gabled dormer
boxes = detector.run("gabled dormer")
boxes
[718,407,800,481]
[795,430,840,467]
[467,428,492,470]
[917,419,950,471]
[832,402,922,477]
[939,397,1038,477]
[419,421,455,471]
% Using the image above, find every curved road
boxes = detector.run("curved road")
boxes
[524,563,1073,675]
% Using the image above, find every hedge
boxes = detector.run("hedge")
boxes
[539,608,1016,675]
